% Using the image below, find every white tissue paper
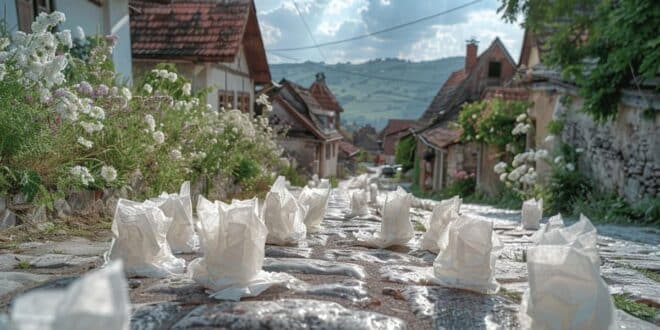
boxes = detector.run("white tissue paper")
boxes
[520,246,616,330]
[298,186,331,233]
[521,198,543,230]
[262,176,307,245]
[146,181,198,253]
[190,196,296,301]
[421,196,462,253]
[10,261,130,330]
[368,183,378,204]
[105,199,185,277]
[529,213,564,244]
[433,216,501,294]
[355,187,413,248]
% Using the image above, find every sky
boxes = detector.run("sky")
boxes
[255,0,525,64]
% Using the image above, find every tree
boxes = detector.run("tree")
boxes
[499,0,660,121]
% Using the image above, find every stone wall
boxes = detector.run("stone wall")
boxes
[529,88,659,202]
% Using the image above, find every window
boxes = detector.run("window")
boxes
[217,90,234,110]
[488,61,502,78]
[236,92,250,113]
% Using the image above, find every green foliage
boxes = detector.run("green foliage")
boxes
[328,176,339,188]
[394,135,416,172]
[612,294,658,322]
[458,99,529,149]
[542,144,591,214]
[498,0,660,121]
[547,119,564,135]
[281,164,307,187]
[439,177,476,200]
[464,188,524,210]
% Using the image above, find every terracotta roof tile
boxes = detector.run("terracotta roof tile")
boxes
[338,141,360,157]
[309,80,343,113]
[381,119,417,137]
[421,127,462,149]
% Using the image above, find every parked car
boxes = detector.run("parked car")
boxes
[381,166,396,178]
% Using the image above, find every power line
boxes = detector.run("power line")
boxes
[268,0,483,51]
[291,0,328,62]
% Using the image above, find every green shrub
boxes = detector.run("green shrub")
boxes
[394,135,416,171]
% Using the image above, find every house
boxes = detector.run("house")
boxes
[129,0,271,114]
[337,140,361,177]
[380,119,417,164]
[413,37,517,192]
[2,0,134,81]
[309,72,344,128]
[353,124,381,162]
[267,79,343,178]
[519,28,659,202]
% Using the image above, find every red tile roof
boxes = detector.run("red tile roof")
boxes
[420,127,462,149]
[130,0,271,83]
[309,80,343,113]
[338,141,360,158]
[381,119,417,138]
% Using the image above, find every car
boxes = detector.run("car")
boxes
[381,166,396,178]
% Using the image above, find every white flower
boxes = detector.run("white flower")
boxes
[121,87,132,100]
[516,113,527,123]
[144,114,156,132]
[169,149,182,160]
[0,63,5,81]
[534,149,549,161]
[152,131,165,145]
[80,121,103,133]
[499,173,508,182]
[544,135,556,143]
[182,82,191,96]
[70,165,94,186]
[77,136,93,149]
[75,26,85,40]
[56,30,72,48]
[565,163,575,171]
[554,156,564,164]
[101,166,117,182]
[90,106,105,120]
[143,83,153,94]
[576,148,584,154]
[494,162,508,174]
[167,72,177,82]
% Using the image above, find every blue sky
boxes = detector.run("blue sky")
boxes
[255,0,525,64]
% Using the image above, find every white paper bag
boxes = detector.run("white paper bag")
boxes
[368,183,378,204]
[298,186,330,233]
[433,216,500,294]
[421,196,461,253]
[262,176,307,245]
[534,214,600,266]
[349,189,370,217]
[520,246,616,330]
[105,199,185,278]
[521,198,543,229]
[530,213,564,244]
[355,187,413,248]
[146,181,198,253]
[317,179,331,188]
[10,261,130,330]
[348,174,369,189]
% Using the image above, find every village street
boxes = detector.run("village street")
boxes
[0,175,658,329]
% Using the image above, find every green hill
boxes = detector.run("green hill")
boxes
[269,57,464,129]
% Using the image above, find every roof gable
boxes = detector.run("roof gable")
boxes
[130,0,270,83]
[381,119,417,137]
[309,78,343,113]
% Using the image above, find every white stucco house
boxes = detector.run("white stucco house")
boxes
[1,0,134,82]
[128,0,271,114]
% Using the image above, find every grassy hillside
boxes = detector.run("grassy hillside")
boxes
[269,57,464,130]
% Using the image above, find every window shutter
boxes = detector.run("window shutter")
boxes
[16,0,34,32]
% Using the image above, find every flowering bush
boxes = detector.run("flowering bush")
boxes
[0,12,282,205]
[458,99,530,149]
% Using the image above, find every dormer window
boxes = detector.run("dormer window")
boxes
[488,61,502,78]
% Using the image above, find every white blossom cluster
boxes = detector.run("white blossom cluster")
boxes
[0,12,70,101]
[256,94,273,112]
[151,69,178,82]
[512,113,532,135]
[70,165,94,186]
[101,165,117,182]
[494,148,549,189]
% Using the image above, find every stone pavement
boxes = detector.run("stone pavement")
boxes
[0,186,658,329]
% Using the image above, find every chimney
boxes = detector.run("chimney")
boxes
[465,38,478,72]
[315,72,326,83]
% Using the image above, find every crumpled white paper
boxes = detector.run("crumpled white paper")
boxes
[421,196,461,253]
[262,176,307,245]
[433,216,501,294]
[298,186,331,233]
[355,187,413,248]
[533,214,600,266]
[105,199,186,278]
[10,261,130,330]
[520,245,616,330]
[146,181,199,253]
[349,189,370,217]
[191,196,295,300]
[521,198,543,230]
[317,178,331,189]
[348,174,369,190]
